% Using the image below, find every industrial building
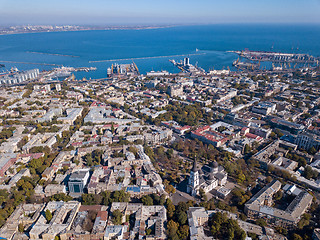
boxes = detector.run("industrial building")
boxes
[0,69,39,85]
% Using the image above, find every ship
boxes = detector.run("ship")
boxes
[55,71,71,78]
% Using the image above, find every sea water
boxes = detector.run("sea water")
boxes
[0,24,319,79]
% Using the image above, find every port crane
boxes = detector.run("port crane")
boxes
[132,61,140,75]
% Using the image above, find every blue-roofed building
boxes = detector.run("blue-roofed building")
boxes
[126,186,141,193]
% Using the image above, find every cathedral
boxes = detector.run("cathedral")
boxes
[187,160,228,197]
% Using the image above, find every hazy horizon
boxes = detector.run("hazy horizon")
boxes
[1,0,320,26]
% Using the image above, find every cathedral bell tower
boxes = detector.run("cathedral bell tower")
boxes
[187,159,200,196]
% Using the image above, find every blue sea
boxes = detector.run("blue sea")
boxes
[0,24,320,79]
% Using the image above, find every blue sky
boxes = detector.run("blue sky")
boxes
[0,0,320,25]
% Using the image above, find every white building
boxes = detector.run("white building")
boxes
[57,108,83,124]
[68,169,90,194]
[187,161,227,197]
[0,69,39,85]
[252,102,277,115]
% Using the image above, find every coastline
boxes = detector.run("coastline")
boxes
[0,25,177,37]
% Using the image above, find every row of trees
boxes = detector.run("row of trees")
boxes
[83,149,104,166]
[209,212,246,240]
[166,200,193,240]
[28,152,58,176]
[161,102,205,126]
[303,166,319,180]
[0,184,38,227]
[81,190,130,206]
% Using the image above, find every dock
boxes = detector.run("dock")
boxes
[229,50,319,64]
[169,57,205,74]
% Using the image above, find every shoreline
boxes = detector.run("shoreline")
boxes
[0,25,177,37]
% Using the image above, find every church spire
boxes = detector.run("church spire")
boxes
[192,158,199,172]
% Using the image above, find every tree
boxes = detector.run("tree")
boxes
[270,132,277,139]
[199,188,207,201]
[303,166,318,180]
[165,199,175,219]
[178,225,189,240]
[82,193,101,205]
[237,172,246,184]
[112,210,123,225]
[265,176,273,183]
[45,209,53,223]
[297,213,311,229]
[112,190,129,202]
[49,193,72,202]
[0,190,9,205]
[209,212,246,240]
[18,223,24,232]
[176,202,188,214]
[146,228,152,235]
[274,190,283,201]
[159,194,166,205]
[275,226,287,236]
[141,195,153,206]
[167,220,179,238]
[255,218,267,227]
[177,212,188,225]
[244,144,251,154]
[308,146,317,155]
[292,233,303,240]
[239,213,247,221]
[165,185,176,194]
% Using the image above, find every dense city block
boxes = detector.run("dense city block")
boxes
[0,58,320,240]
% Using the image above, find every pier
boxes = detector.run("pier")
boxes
[89,52,206,63]
[229,50,319,64]
[26,51,80,58]
[0,60,61,66]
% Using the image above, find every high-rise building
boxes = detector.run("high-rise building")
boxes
[168,84,183,97]
[184,57,190,66]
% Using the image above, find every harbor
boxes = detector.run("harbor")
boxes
[107,62,140,78]
[230,49,319,64]
[169,57,205,74]
[89,52,206,63]
[230,49,319,72]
